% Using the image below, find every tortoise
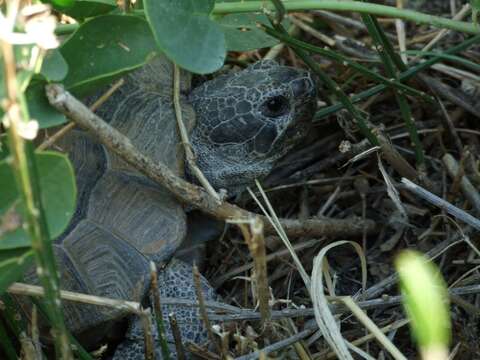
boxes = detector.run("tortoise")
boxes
[20,54,316,359]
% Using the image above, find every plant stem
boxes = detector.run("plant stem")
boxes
[0,40,73,359]
[261,25,433,102]
[271,25,379,145]
[360,11,425,166]
[314,34,480,120]
[214,1,479,34]
[149,262,171,360]
[55,1,479,36]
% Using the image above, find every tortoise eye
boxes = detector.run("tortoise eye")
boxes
[261,96,289,118]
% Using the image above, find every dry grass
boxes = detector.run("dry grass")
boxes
[204,2,480,358]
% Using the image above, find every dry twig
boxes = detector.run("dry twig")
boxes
[45,84,377,238]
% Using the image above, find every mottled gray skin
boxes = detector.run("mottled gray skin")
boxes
[19,55,316,359]
[189,60,316,193]
[113,259,217,359]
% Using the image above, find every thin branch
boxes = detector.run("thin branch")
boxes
[192,265,221,355]
[172,64,221,201]
[168,313,186,360]
[38,78,125,151]
[45,84,377,238]
[401,178,480,231]
[8,282,141,313]
[237,218,272,338]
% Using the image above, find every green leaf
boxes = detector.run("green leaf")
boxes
[0,229,30,250]
[218,13,285,51]
[60,14,157,95]
[35,151,77,238]
[61,0,117,20]
[0,249,34,295]
[0,151,77,248]
[41,49,69,82]
[26,80,67,128]
[42,0,76,8]
[395,250,451,349]
[144,0,226,74]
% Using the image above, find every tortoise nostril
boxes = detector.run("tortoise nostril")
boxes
[291,77,315,97]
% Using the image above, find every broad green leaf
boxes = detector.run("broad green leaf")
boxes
[144,0,226,74]
[218,13,284,51]
[26,80,67,128]
[41,49,69,82]
[42,0,76,8]
[0,249,33,295]
[35,151,77,238]
[0,151,76,249]
[1,49,67,130]
[61,15,157,95]
[0,229,30,250]
[395,250,451,349]
[61,0,117,20]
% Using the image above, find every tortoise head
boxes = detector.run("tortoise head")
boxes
[189,59,316,193]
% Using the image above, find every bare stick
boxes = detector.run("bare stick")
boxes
[19,332,37,360]
[442,153,480,214]
[238,218,272,338]
[317,319,409,359]
[31,305,42,359]
[192,265,221,355]
[410,3,471,63]
[169,313,186,360]
[234,328,316,360]
[45,84,376,238]
[401,178,480,230]
[288,15,335,46]
[173,64,220,202]
[38,78,125,151]
[140,308,155,360]
[8,282,141,313]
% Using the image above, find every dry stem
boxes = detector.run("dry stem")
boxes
[8,282,141,313]
[38,78,125,151]
[168,313,186,360]
[237,218,272,339]
[45,83,377,238]
[193,265,221,356]
[172,64,220,201]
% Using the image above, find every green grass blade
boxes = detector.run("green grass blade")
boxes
[265,20,379,146]
[360,9,425,166]
[314,34,480,120]
[262,25,433,102]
